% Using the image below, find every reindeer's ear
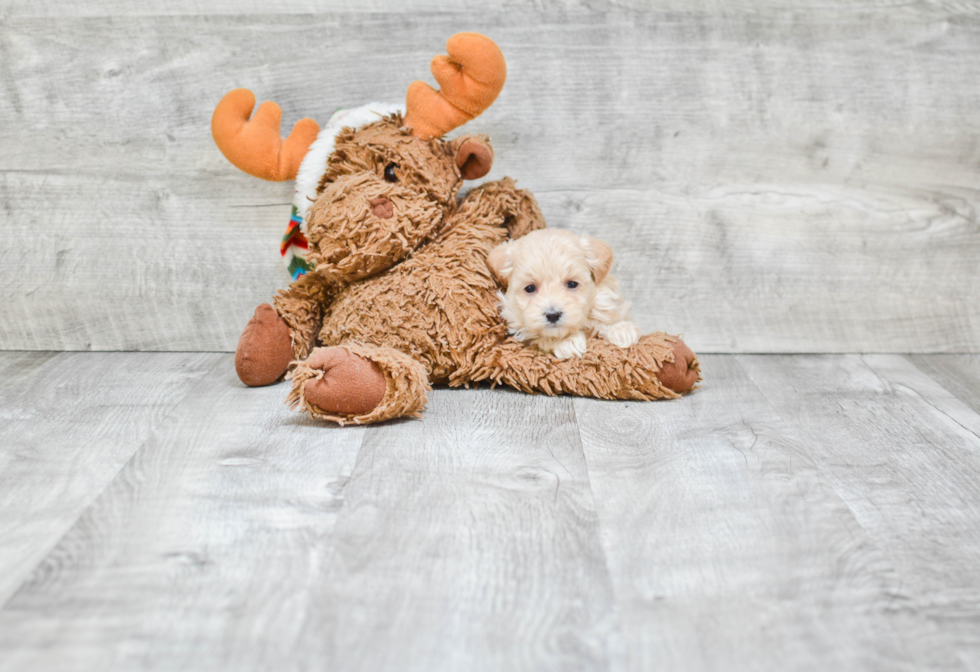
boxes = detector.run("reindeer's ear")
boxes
[486,240,512,287]
[579,236,614,284]
[453,134,494,180]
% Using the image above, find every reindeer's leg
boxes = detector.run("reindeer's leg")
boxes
[287,344,431,425]
[235,273,334,387]
[458,333,700,400]
[656,339,700,393]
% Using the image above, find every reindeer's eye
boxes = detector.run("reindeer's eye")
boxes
[384,163,399,183]
[566,280,579,289]
[524,284,537,294]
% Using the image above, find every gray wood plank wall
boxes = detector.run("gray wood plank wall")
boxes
[2,2,978,352]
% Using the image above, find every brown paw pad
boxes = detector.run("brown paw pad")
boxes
[303,347,387,416]
[658,340,700,393]
[236,303,293,387]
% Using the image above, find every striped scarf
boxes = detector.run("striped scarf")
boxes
[281,205,312,281]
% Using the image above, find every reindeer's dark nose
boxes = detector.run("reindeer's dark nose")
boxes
[546,310,562,324]
[370,197,394,219]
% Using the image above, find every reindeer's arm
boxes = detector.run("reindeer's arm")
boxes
[273,272,338,360]
[236,273,338,387]
[457,177,546,240]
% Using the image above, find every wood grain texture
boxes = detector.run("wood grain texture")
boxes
[574,354,964,671]
[0,355,368,672]
[0,351,220,607]
[1,9,979,352]
[0,364,622,671]
[294,387,623,672]
[908,354,980,415]
[3,0,980,16]
[871,355,980,442]
[3,352,980,668]
[738,354,980,669]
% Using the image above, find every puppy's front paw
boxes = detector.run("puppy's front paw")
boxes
[553,332,588,359]
[604,321,641,349]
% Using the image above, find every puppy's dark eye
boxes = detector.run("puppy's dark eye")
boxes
[384,163,399,183]
[566,280,579,289]
[524,284,537,294]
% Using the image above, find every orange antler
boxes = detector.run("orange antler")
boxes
[403,33,507,140]
[211,89,321,182]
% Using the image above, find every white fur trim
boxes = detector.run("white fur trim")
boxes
[293,101,405,219]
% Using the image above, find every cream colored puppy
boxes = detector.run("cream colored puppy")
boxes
[487,229,641,359]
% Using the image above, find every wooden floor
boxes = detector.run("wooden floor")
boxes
[2,352,979,671]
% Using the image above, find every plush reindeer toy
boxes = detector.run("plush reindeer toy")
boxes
[212,33,700,425]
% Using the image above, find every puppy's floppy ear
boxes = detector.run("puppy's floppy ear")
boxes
[579,236,614,284]
[486,241,513,288]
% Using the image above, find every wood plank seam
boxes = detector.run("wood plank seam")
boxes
[0,354,229,612]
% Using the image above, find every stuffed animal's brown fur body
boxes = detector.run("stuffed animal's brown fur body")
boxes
[234,116,699,425]
[219,34,699,425]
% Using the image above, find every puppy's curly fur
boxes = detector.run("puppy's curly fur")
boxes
[487,229,641,359]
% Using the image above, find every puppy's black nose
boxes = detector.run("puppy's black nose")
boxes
[546,310,562,324]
